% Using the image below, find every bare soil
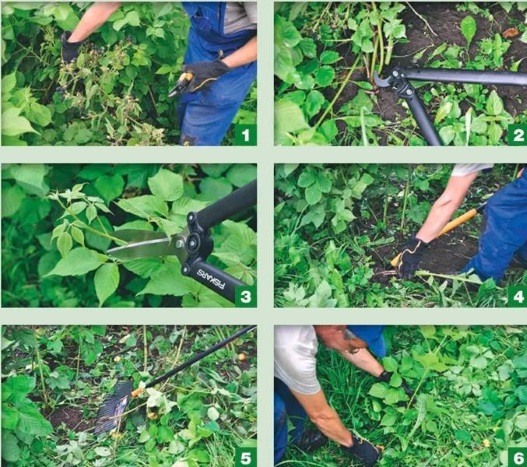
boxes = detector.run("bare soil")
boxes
[48,405,92,432]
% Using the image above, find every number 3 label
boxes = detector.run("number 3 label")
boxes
[235,285,257,308]
[508,124,527,145]
[235,447,257,467]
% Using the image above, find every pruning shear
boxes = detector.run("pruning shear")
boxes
[168,72,193,98]
[108,180,257,303]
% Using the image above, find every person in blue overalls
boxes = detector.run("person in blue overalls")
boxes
[61,2,257,146]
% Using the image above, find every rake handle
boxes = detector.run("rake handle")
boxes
[390,203,486,267]
[144,325,256,389]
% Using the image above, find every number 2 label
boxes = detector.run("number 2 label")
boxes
[508,124,527,145]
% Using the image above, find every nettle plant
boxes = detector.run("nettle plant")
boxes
[37,165,256,307]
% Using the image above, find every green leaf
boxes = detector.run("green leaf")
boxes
[305,90,325,118]
[94,174,125,202]
[199,177,233,201]
[148,169,184,202]
[225,165,257,188]
[117,195,168,219]
[2,406,20,430]
[2,108,38,137]
[305,184,322,205]
[28,102,52,127]
[2,72,17,94]
[275,100,310,144]
[2,376,35,404]
[46,248,107,277]
[1,184,26,217]
[139,259,194,296]
[17,403,52,436]
[460,16,477,46]
[94,263,120,306]
[9,164,49,197]
[486,90,504,116]
[320,50,340,64]
[314,66,335,86]
[1,432,21,463]
[57,232,73,257]
[369,383,388,398]
[298,169,316,188]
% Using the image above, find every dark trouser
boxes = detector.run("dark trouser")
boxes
[274,378,307,464]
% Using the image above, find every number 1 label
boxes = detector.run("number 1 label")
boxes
[235,124,257,146]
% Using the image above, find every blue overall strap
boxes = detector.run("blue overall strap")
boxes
[182,2,256,60]
[462,170,527,282]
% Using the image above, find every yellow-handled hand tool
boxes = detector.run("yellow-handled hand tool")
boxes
[390,203,487,267]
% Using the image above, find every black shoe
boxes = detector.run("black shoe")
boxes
[293,428,328,453]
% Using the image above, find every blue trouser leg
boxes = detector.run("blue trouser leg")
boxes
[274,391,288,464]
[274,378,307,462]
[462,171,527,282]
[178,62,256,146]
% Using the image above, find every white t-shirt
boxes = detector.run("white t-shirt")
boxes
[451,163,494,177]
[274,325,321,395]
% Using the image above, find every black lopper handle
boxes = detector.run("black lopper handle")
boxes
[184,259,245,303]
[404,87,443,146]
[400,68,527,87]
[146,325,256,388]
[193,179,257,231]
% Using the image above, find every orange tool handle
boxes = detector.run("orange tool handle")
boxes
[390,205,484,267]
[131,387,144,398]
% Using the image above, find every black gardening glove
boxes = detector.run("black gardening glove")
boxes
[61,32,83,63]
[342,434,381,466]
[182,60,231,93]
[395,236,429,280]
[293,428,328,452]
[378,370,414,399]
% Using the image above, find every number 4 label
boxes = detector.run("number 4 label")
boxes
[235,285,257,308]
[509,447,527,466]
[508,286,527,308]
[235,447,257,467]
[508,124,527,146]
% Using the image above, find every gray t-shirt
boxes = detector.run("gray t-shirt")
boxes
[274,325,321,395]
[224,2,257,34]
[451,163,494,177]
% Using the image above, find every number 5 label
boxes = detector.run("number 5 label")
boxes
[508,286,527,308]
[235,285,257,308]
[235,447,257,467]
[509,447,527,466]
[508,124,527,146]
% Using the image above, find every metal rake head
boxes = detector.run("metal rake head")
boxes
[93,381,133,435]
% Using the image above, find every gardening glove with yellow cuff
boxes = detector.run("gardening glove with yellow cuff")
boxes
[396,236,429,280]
[342,434,381,466]
[182,60,231,93]
[61,32,83,63]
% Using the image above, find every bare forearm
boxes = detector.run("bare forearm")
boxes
[221,36,257,68]
[310,406,353,447]
[338,348,384,377]
[416,173,478,243]
[69,2,121,42]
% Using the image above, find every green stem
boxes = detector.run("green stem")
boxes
[315,55,361,129]
[143,326,148,373]
[400,169,411,231]
[34,337,50,408]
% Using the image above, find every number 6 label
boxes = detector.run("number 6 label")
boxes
[235,285,257,308]
[508,124,527,146]
[235,446,257,467]
[509,447,527,466]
